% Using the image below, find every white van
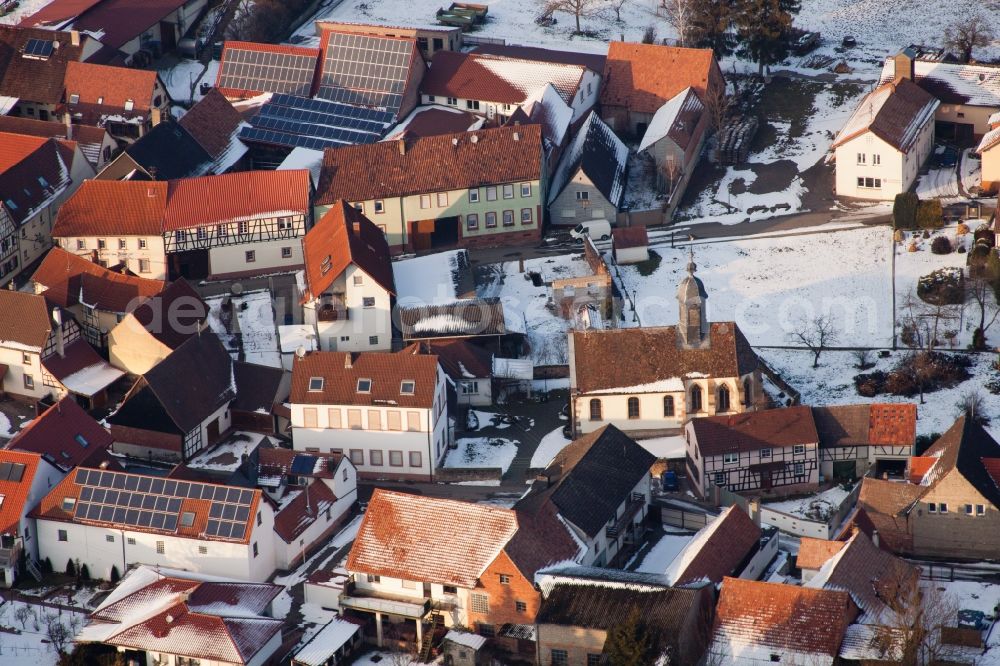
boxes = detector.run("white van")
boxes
[570,220,612,241]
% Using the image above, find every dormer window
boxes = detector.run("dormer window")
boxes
[308,377,324,391]
[400,380,415,395]
[320,255,332,276]
[74,434,88,447]
[38,176,49,188]
[69,93,79,104]
[180,511,195,527]
[357,378,372,393]
[61,497,75,511]
[124,99,134,112]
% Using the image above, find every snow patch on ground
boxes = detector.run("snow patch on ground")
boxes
[530,427,571,468]
[763,484,852,521]
[444,437,518,472]
[205,290,281,368]
[916,166,960,199]
[0,411,12,438]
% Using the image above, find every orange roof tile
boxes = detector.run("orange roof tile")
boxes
[347,488,518,588]
[291,350,439,408]
[796,537,845,570]
[0,450,41,536]
[0,132,47,174]
[601,42,720,116]
[63,61,160,112]
[53,180,167,237]
[909,456,937,484]
[868,403,917,445]
[32,247,164,312]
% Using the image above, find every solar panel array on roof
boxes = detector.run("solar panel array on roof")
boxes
[317,33,413,114]
[218,47,317,97]
[71,469,254,540]
[239,93,391,150]
[290,454,317,475]
[23,38,54,59]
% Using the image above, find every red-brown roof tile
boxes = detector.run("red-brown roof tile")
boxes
[0,132,46,173]
[0,290,51,350]
[301,201,395,302]
[420,50,584,105]
[178,89,245,159]
[347,488,518,588]
[0,26,87,105]
[612,226,647,249]
[691,406,818,457]
[315,124,542,204]
[671,505,761,585]
[64,61,160,113]
[32,247,164,312]
[290,350,439,408]
[7,396,113,469]
[53,180,168,237]
[273,480,337,543]
[796,537,845,570]
[601,43,721,116]
[0,450,41,536]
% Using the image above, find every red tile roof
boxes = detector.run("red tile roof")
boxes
[0,134,76,225]
[273,480,337,543]
[601,42,720,116]
[691,406,819,457]
[63,61,159,113]
[612,226,648,250]
[347,488,518,588]
[712,577,857,658]
[177,88,244,159]
[67,0,192,50]
[420,50,585,105]
[831,79,939,152]
[0,26,87,105]
[315,124,542,204]
[401,340,493,381]
[290,351,439,409]
[41,337,110,381]
[869,403,918,445]
[301,201,395,303]
[7,396,113,469]
[671,505,761,585]
[909,456,937,484]
[0,290,51,350]
[0,132,46,174]
[32,247,164,312]
[0,450,41,536]
[52,170,311,238]
[797,537,845,570]
[18,0,104,27]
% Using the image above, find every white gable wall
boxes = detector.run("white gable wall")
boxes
[834,122,934,200]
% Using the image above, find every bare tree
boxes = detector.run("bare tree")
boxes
[609,0,628,23]
[549,0,598,33]
[660,0,694,46]
[852,348,873,369]
[44,612,80,656]
[874,569,958,665]
[966,273,1000,350]
[13,605,33,631]
[899,292,959,352]
[661,155,682,198]
[789,314,839,368]
[944,13,994,63]
[897,350,937,405]
[703,82,732,134]
[956,388,990,426]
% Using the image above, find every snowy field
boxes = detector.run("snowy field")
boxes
[205,290,281,368]
[159,59,220,106]
[393,250,467,305]
[443,437,518,473]
[0,600,86,666]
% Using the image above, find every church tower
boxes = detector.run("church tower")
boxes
[677,248,708,349]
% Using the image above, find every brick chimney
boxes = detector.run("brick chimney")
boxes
[70,30,80,47]
[893,49,914,83]
[397,138,406,155]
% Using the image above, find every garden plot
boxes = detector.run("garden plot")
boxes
[760,348,1000,439]
[205,290,280,368]
[616,225,895,347]
[444,437,519,473]
[763,484,852,521]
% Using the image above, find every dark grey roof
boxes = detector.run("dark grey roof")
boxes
[398,297,509,339]
[123,121,212,180]
[232,361,286,413]
[548,111,628,208]
[517,425,655,538]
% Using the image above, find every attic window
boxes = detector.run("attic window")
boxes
[320,255,332,276]
[357,378,372,393]
[124,99,134,112]
[180,512,195,527]
[61,497,75,511]
[74,434,89,447]
[308,377,324,391]
[37,176,49,188]
[400,380,415,395]
[69,94,79,104]
[4,200,16,210]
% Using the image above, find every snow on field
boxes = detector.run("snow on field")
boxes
[763,484,852,520]
[205,290,280,368]
[444,437,518,472]
[916,167,960,199]
[477,257,572,365]
[159,59,220,105]
[531,427,571,468]
[0,0,52,25]
[633,531,694,575]
[617,227,894,347]
[0,600,86,665]
[681,167,807,226]
[469,410,510,430]
[393,250,467,305]
[760,348,1000,439]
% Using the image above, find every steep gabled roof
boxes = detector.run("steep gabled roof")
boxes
[691,406,818,457]
[601,42,718,115]
[119,121,213,181]
[638,86,705,153]
[6,396,113,469]
[215,41,321,100]
[668,505,761,585]
[65,0,193,51]
[290,350,439,409]
[273,480,337,543]
[516,425,654,539]
[832,79,939,152]
[346,488,519,588]
[178,89,246,160]
[32,247,165,312]
[880,57,1000,107]
[0,116,109,169]
[301,201,394,302]
[0,26,86,105]
[0,449,41,535]
[232,361,285,414]
[571,324,758,395]
[0,134,75,225]
[712,577,856,659]
[0,290,51,350]
[548,111,628,208]
[404,340,492,381]
[796,537,845,570]
[315,124,542,205]
[921,415,1000,508]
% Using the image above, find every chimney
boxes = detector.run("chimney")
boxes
[99,460,109,469]
[52,307,65,358]
[893,49,914,83]
[70,30,80,47]
[397,138,407,155]
[345,353,352,369]
[512,131,519,141]
[470,134,478,144]
[872,529,880,548]
[62,112,73,141]
[151,107,162,127]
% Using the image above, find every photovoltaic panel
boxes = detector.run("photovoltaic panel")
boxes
[316,32,414,114]
[24,38,54,58]
[218,46,318,97]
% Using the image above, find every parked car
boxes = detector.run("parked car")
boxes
[842,36,857,48]
[570,220,612,241]
[661,470,679,492]
[934,145,959,168]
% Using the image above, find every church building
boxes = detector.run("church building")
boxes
[567,255,763,438]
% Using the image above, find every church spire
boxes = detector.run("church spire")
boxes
[677,247,708,349]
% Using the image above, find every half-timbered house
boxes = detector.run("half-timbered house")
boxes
[685,406,820,499]
[52,171,313,281]
[812,404,916,481]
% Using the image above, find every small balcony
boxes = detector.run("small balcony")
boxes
[605,493,646,539]
[317,295,348,322]
[340,582,430,619]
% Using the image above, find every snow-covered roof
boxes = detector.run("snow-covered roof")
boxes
[548,111,629,208]
[976,124,1000,154]
[293,618,362,666]
[638,86,705,153]
[880,57,1000,108]
[278,324,318,354]
[57,361,124,396]
[493,357,533,380]
[833,79,939,153]
[521,83,573,150]
[277,147,324,188]
[445,630,488,650]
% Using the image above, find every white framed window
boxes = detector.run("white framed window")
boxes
[576,191,589,201]
[723,453,738,464]
[374,200,384,213]
[308,377,324,391]
[76,239,86,250]
[928,502,936,513]
[857,152,866,164]
[713,472,725,486]
[760,448,771,458]
[420,194,431,209]
[485,212,497,228]
[118,238,126,249]
[977,505,986,515]
[278,217,293,230]
[939,503,948,513]
[363,297,375,308]
[466,213,479,230]
[400,380,415,394]
[794,463,805,475]
[486,186,497,201]
[436,192,448,207]
[468,188,480,203]
[369,335,379,345]
[138,238,147,249]
[357,378,372,393]
[409,451,422,467]
[138,259,150,273]
[521,208,532,225]
[97,238,107,249]
[502,184,514,199]
[520,182,531,197]
[857,177,882,189]
[447,97,457,105]
[793,445,805,455]
[502,210,514,226]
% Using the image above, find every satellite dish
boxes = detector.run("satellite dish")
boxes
[295,346,307,358]
[231,282,243,295]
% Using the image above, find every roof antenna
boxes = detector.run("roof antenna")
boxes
[687,243,696,275]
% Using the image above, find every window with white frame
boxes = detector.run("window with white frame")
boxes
[794,463,805,475]
[856,177,882,189]
[723,453,738,464]
[468,188,480,203]
[520,182,531,197]
[374,200,385,213]
[793,445,805,455]
[857,153,866,164]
